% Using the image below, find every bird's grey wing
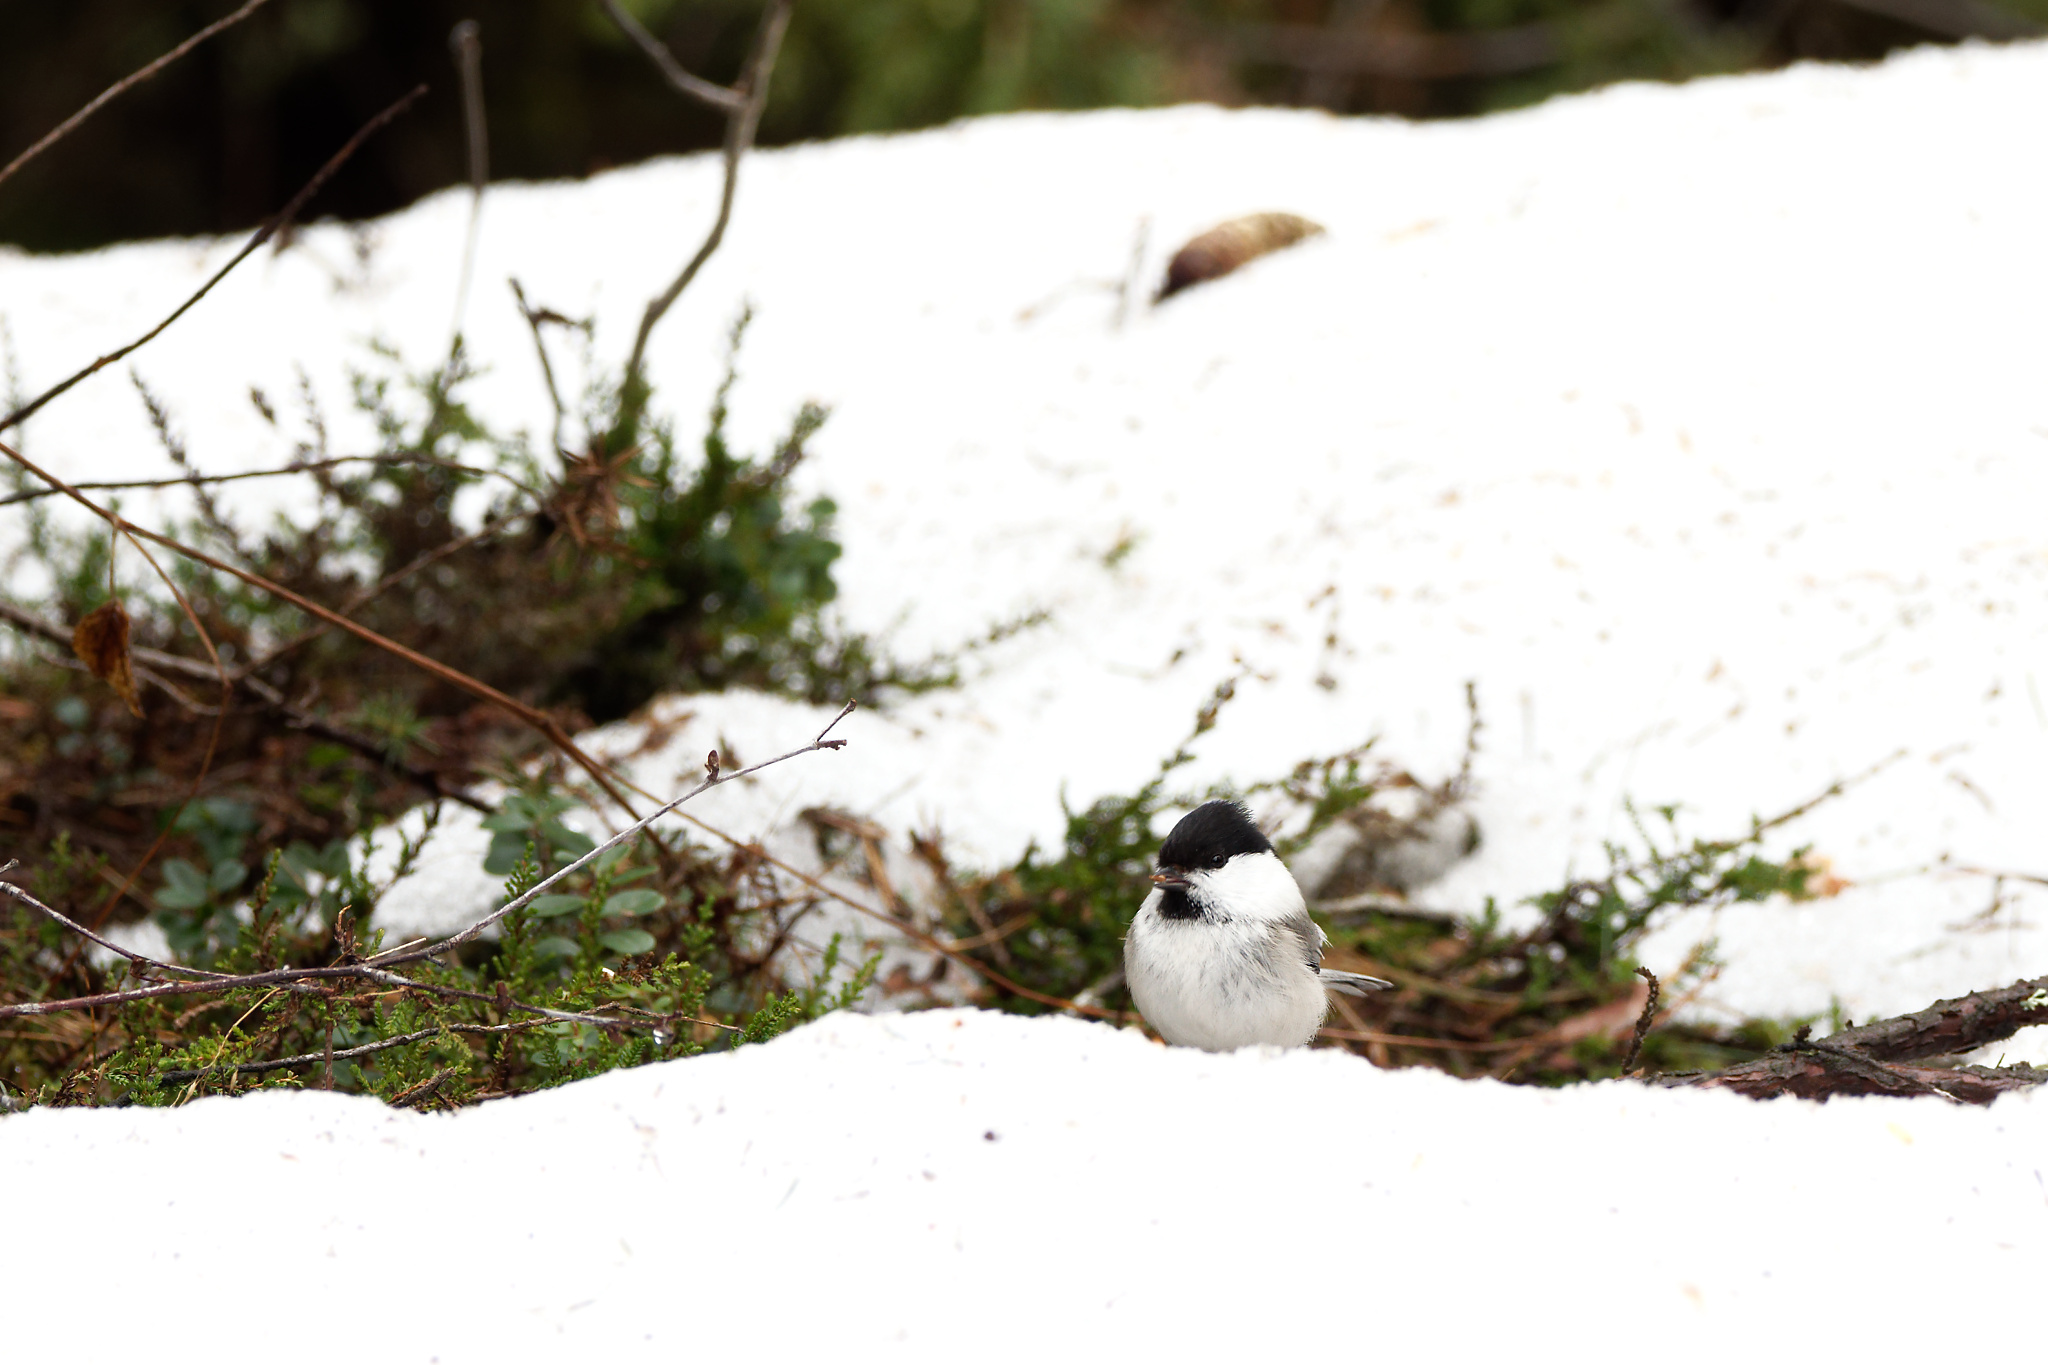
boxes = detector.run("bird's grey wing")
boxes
[1277,908,1326,972]
[1282,907,1396,995]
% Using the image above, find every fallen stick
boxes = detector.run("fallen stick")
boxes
[1648,974,2048,1104]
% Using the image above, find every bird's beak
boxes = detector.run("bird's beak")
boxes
[1150,871,1188,887]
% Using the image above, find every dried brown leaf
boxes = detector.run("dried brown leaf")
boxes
[1157,212,1326,302]
[72,599,144,718]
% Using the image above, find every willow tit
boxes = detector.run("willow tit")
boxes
[1125,800,1393,1050]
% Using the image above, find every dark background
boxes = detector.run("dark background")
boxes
[2,0,2040,253]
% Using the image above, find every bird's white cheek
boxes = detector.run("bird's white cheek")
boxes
[1204,853,1305,921]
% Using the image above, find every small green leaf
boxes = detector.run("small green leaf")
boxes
[532,936,580,959]
[209,859,247,894]
[601,928,656,956]
[603,890,664,919]
[483,831,528,875]
[541,820,596,858]
[157,859,211,911]
[527,895,585,919]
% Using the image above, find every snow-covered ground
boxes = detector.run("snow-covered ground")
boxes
[8,38,2048,1037]
[2,1009,2043,1360]
[4,38,2048,1355]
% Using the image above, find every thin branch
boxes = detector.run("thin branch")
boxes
[0,434,643,822]
[0,720,859,1034]
[0,599,488,812]
[0,864,231,982]
[80,509,236,940]
[0,84,428,436]
[598,0,747,111]
[367,701,857,966]
[150,1023,538,1084]
[509,278,572,455]
[1749,749,1906,839]
[446,20,489,358]
[0,0,276,196]
[230,504,531,685]
[0,450,534,508]
[666,803,1125,1019]
[0,955,686,1029]
[1619,965,1660,1075]
[0,900,720,1033]
[614,0,793,403]
[238,670,487,811]
[340,962,720,1035]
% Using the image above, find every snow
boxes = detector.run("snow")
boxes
[6,39,2048,1353]
[9,42,2047,1039]
[2,1009,2043,1360]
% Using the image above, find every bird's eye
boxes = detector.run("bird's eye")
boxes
[1208,853,1227,868]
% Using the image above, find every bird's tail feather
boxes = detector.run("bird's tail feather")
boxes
[1320,968,1394,997]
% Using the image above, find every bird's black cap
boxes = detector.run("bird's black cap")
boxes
[1156,800,1272,872]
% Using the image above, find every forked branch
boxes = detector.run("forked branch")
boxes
[603,0,794,417]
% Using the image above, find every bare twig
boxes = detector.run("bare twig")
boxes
[599,0,746,111]
[0,863,230,982]
[0,0,276,196]
[446,20,489,356]
[509,278,574,454]
[609,0,793,407]
[67,500,237,939]
[1619,965,1660,1075]
[368,701,858,965]
[1749,750,1906,839]
[230,504,531,686]
[387,1064,462,1109]
[178,988,281,1104]
[667,804,1124,1019]
[0,935,722,1034]
[0,84,428,435]
[0,599,489,811]
[0,718,857,1041]
[0,450,534,508]
[0,435,641,821]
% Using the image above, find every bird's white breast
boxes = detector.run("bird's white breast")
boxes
[1124,885,1330,1051]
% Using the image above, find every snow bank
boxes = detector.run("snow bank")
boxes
[51,42,2030,1030]
[2,1009,2042,1360]
[8,41,2048,1029]
[6,44,2048,1348]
